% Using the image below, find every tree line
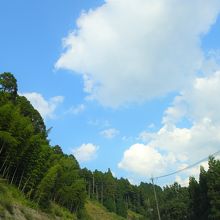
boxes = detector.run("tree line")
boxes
[0,72,86,217]
[1,72,220,219]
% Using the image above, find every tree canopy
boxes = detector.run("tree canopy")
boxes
[1,72,220,219]
[0,72,17,96]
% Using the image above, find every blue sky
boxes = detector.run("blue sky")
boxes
[1,0,220,186]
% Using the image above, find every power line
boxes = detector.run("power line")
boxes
[154,149,220,180]
[150,150,220,220]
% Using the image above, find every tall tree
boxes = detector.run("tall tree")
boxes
[207,157,220,219]
[0,72,17,98]
[199,166,210,219]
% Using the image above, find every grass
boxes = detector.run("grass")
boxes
[0,177,76,220]
[49,202,77,220]
[0,177,36,209]
[127,210,144,220]
[85,199,126,220]
[0,177,144,220]
[85,199,145,220]
[0,179,14,215]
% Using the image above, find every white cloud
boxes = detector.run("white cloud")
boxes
[72,143,99,162]
[154,72,220,162]
[119,72,220,180]
[20,92,64,119]
[163,71,220,126]
[118,143,173,177]
[181,161,209,177]
[175,176,189,187]
[139,131,157,142]
[148,121,220,162]
[100,128,119,139]
[66,104,85,115]
[175,161,209,186]
[201,49,220,75]
[56,0,220,107]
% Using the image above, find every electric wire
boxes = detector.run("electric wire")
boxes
[153,149,220,180]
[149,150,220,220]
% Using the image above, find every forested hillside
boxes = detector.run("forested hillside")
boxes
[0,72,86,218]
[1,72,220,219]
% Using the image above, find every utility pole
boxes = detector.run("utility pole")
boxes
[151,177,161,220]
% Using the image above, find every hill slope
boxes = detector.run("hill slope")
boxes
[0,177,143,220]
[85,200,143,220]
[0,178,76,220]
[85,200,125,220]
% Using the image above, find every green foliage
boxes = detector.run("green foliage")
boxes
[189,176,201,219]
[0,185,14,215]
[0,73,86,216]
[0,72,17,97]
[85,200,126,220]
[207,157,220,219]
[2,72,220,220]
[16,96,46,136]
[36,165,60,208]
[0,178,77,219]
[127,210,144,220]
[116,196,127,217]
[49,203,77,219]
[160,182,189,220]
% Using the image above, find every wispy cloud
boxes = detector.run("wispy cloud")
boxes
[66,104,85,115]
[88,119,110,128]
[100,128,119,139]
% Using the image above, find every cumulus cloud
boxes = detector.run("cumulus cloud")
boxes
[72,143,99,162]
[100,128,119,139]
[56,0,220,107]
[163,71,220,125]
[21,92,64,119]
[119,72,220,180]
[118,143,173,176]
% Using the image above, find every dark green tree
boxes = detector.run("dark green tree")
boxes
[0,72,17,98]
[199,166,210,219]
[103,169,116,212]
[189,176,201,219]
[161,182,189,220]
[207,157,220,219]
[36,164,60,208]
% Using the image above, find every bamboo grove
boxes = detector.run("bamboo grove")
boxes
[1,72,220,219]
